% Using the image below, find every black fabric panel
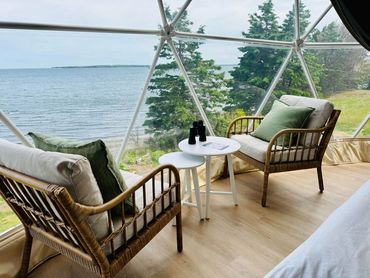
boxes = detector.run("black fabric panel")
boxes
[330,0,370,51]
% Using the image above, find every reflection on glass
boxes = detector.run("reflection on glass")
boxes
[305,48,370,138]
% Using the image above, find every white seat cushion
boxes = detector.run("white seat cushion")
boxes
[280,95,334,145]
[232,134,269,162]
[231,134,315,163]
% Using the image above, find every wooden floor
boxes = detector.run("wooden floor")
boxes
[30,163,370,278]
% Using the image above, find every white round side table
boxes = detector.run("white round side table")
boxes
[179,136,241,219]
[159,151,205,220]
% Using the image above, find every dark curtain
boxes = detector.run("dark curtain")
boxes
[330,0,370,51]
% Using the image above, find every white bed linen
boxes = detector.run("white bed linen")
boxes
[265,179,370,278]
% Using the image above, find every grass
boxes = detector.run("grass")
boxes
[120,148,170,174]
[326,90,370,137]
[0,197,20,234]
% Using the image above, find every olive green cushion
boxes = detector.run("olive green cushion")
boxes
[251,100,314,145]
[28,132,134,216]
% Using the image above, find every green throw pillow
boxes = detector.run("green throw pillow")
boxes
[28,132,135,216]
[251,100,314,145]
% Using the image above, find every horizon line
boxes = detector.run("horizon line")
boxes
[0,63,237,70]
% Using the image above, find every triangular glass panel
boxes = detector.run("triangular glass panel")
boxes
[305,47,370,138]
[262,51,313,115]
[304,1,362,43]
[0,1,161,30]
[0,29,159,148]
[119,40,204,175]
[172,36,291,135]
[169,0,294,40]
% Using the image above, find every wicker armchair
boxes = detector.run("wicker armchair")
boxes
[0,164,182,278]
[226,96,341,207]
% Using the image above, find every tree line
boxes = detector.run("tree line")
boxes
[144,1,369,149]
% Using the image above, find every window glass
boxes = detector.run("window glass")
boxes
[0,196,21,234]
[120,40,203,175]
[264,51,315,114]
[305,47,370,138]
[179,0,294,40]
[301,0,332,33]
[356,121,370,138]
[0,30,160,229]
[0,30,159,143]
[175,38,290,127]
[0,0,160,30]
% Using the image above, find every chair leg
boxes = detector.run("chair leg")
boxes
[261,172,269,207]
[176,213,183,252]
[317,166,324,193]
[18,228,33,278]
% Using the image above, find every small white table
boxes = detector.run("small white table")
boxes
[159,151,205,220]
[178,136,241,219]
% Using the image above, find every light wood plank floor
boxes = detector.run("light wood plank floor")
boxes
[30,163,370,278]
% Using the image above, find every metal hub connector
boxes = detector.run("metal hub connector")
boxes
[163,24,175,37]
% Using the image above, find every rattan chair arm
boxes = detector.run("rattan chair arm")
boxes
[264,126,330,165]
[267,126,324,148]
[263,110,341,166]
[227,115,264,137]
[230,115,265,121]
[76,164,180,216]
[271,127,326,143]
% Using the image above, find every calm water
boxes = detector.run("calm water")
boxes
[0,65,235,143]
[0,67,150,142]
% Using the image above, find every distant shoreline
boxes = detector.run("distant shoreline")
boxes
[53,64,237,69]
[52,65,150,69]
[0,64,236,70]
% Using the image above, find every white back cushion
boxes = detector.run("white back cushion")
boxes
[280,95,334,145]
[0,139,109,241]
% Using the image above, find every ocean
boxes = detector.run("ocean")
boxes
[0,66,151,143]
[0,65,234,144]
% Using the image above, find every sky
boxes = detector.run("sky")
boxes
[0,0,340,69]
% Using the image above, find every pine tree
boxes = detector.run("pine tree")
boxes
[279,2,311,41]
[144,8,228,149]
[312,22,366,94]
[228,0,283,113]
[228,1,324,113]
[275,2,323,99]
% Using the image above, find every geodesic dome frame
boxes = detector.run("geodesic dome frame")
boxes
[0,0,366,164]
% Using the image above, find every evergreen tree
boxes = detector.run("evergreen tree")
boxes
[312,22,367,94]
[274,2,324,99]
[144,8,228,149]
[228,0,283,113]
[228,0,323,114]
[279,2,311,41]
